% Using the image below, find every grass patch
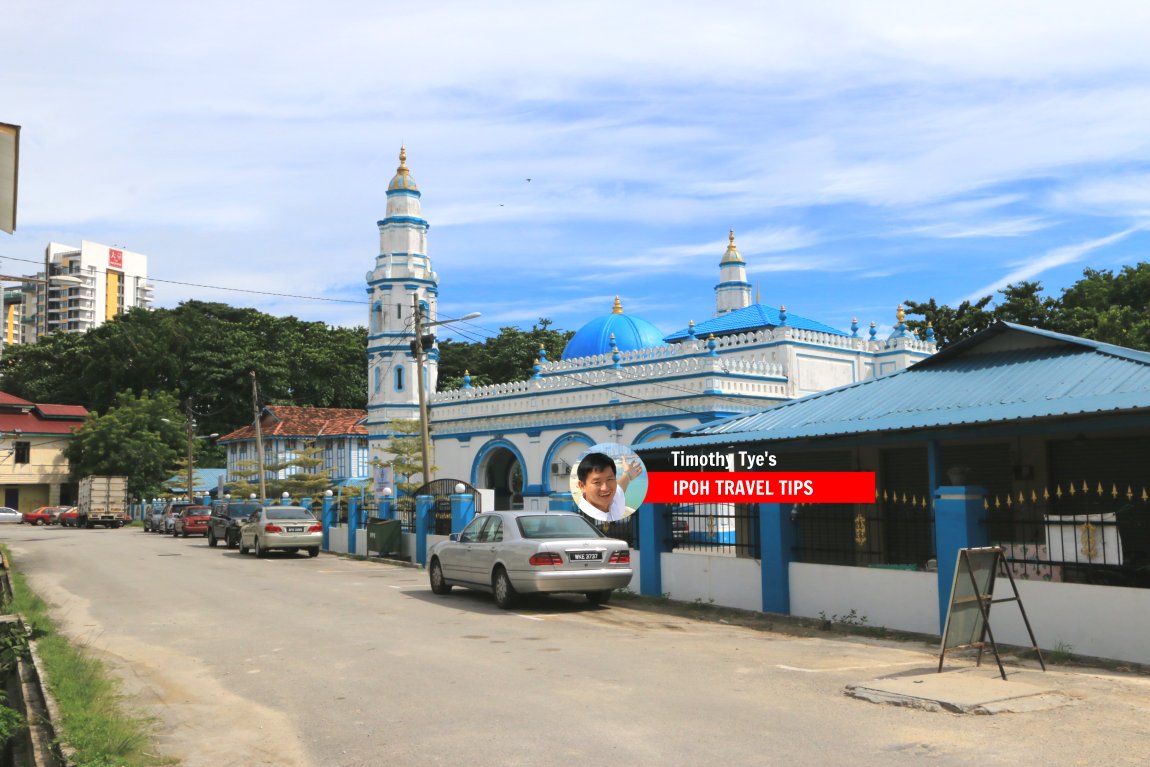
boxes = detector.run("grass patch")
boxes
[2,555,172,767]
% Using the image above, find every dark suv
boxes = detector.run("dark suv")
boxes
[208,501,262,548]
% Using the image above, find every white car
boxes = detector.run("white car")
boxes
[0,507,22,524]
[428,511,634,608]
[238,506,322,558]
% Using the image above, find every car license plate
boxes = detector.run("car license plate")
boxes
[569,551,602,561]
[287,526,304,533]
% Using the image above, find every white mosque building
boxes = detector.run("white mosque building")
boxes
[365,149,936,510]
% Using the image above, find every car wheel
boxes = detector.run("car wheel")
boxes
[208,530,218,548]
[492,567,517,609]
[429,558,452,595]
[307,547,319,558]
[239,537,249,555]
[226,532,238,549]
[586,590,613,606]
[255,538,267,558]
[181,530,189,538]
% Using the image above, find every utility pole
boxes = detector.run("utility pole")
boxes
[251,371,267,501]
[185,398,196,501]
[412,294,432,485]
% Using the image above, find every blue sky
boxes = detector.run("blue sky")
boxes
[5,1,1150,349]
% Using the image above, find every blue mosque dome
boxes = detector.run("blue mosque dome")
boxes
[561,297,667,360]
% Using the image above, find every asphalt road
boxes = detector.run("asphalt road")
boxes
[4,524,1150,767]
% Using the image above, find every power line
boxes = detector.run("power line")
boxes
[0,252,367,305]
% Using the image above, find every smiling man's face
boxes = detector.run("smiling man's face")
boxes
[578,465,617,513]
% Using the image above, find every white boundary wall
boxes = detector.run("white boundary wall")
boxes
[990,578,1150,666]
[661,552,762,611]
[789,563,939,635]
[788,562,1150,665]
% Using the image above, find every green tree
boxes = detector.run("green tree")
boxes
[64,391,185,499]
[276,443,332,500]
[438,318,574,390]
[0,300,369,438]
[903,295,994,348]
[905,263,1150,351]
[372,419,434,499]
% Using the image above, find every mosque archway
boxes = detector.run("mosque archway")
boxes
[541,432,596,494]
[472,439,526,511]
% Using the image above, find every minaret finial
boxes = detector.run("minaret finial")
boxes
[612,296,623,314]
[398,146,408,172]
[896,304,906,324]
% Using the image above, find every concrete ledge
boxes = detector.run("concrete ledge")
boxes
[846,667,1077,714]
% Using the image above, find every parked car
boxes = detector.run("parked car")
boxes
[208,501,261,549]
[58,508,79,527]
[237,506,322,558]
[152,501,193,534]
[173,506,212,537]
[0,507,22,524]
[22,507,56,525]
[427,511,633,608]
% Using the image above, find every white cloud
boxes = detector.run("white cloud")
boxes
[961,226,1145,301]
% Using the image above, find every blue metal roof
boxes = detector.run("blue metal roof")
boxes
[664,304,847,343]
[637,322,1150,451]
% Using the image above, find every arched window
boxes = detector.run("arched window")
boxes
[373,366,382,392]
[372,301,383,333]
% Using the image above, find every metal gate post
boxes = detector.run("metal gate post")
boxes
[347,499,360,554]
[415,495,435,566]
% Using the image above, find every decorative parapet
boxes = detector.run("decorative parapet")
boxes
[432,351,787,404]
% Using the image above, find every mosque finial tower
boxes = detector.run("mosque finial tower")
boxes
[366,147,439,428]
[715,229,753,315]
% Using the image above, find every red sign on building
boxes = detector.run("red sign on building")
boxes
[109,248,123,268]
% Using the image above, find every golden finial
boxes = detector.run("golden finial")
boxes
[780,304,786,313]
[896,304,906,324]
[612,296,623,314]
[539,343,545,351]
[689,319,695,328]
[464,369,469,375]
[927,320,933,329]
[722,229,743,263]
[398,146,408,171]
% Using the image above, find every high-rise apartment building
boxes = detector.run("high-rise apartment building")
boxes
[17,240,153,342]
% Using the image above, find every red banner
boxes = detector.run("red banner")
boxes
[109,248,123,268]
[646,472,876,504]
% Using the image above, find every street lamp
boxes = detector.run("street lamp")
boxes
[410,300,481,484]
[163,404,218,500]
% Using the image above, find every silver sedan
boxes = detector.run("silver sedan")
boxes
[238,506,322,558]
[428,511,633,608]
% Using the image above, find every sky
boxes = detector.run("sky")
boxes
[5,1,1150,349]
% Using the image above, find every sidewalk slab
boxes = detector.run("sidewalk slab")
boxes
[846,666,1078,714]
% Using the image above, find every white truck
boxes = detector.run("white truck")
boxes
[77,476,129,528]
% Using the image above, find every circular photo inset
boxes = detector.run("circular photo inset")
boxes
[569,442,648,521]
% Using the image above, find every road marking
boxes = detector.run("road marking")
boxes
[514,613,545,621]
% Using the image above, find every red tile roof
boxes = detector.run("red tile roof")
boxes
[218,406,368,442]
[36,404,89,418]
[0,392,88,435]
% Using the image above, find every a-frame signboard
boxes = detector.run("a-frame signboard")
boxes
[938,546,1045,680]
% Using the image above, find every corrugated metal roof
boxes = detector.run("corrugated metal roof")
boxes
[638,323,1150,451]
[664,303,847,343]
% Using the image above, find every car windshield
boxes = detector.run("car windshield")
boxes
[517,514,604,539]
[265,508,316,521]
[227,503,261,518]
